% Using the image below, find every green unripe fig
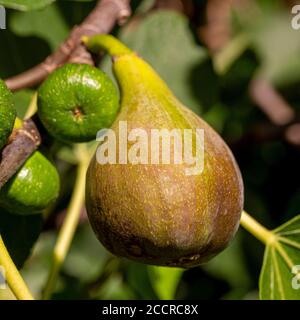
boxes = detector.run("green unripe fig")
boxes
[37,63,119,143]
[0,79,16,151]
[0,151,60,215]
[85,35,244,268]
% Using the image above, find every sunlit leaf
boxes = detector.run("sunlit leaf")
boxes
[126,262,157,299]
[22,224,110,298]
[234,2,300,87]
[63,224,109,283]
[259,215,300,300]
[10,4,68,50]
[0,0,55,11]
[91,273,136,300]
[56,145,79,165]
[12,89,34,118]
[203,234,251,291]
[21,232,56,298]
[148,266,183,300]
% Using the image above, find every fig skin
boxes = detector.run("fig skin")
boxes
[85,35,244,268]
[0,151,60,215]
[0,79,16,151]
[37,63,119,143]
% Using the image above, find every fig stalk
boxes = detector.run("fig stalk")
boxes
[0,236,34,300]
[43,144,91,300]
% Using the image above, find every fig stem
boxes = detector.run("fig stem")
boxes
[24,92,38,120]
[82,34,133,57]
[240,211,276,245]
[213,33,249,75]
[43,144,90,300]
[0,235,34,300]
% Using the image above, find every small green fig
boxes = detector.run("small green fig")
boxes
[0,79,16,151]
[0,151,60,215]
[85,35,244,268]
[37,63,119,143]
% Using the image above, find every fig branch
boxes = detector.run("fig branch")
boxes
[0,118,41,189]
[0,236,34,300]
[5,0,131,92]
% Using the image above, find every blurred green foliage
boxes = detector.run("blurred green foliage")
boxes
[0,0,300,300]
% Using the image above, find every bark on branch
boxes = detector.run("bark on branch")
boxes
[0,120,41,189]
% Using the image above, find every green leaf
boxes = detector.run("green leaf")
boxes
[134,0,156,14]
[56,140,97,165]
[21,224,111,298]
[203,234,251,291]
[56,145,79,165]
[63,224,109,283]
[202,103,229,133]
[0,208,42,268]
[148,266,183,300]
[0,0,55,11]
[21,232,56,298]
[91,273,136,300]
[12,89,34,118]
[126,262,157,299]
[116,10,219,115]
[10,4,69,50]
[235,3,300,87]
[259,215,300,300]
[0,29,51,79]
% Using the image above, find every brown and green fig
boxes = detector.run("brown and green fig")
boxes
[85,35,244,268]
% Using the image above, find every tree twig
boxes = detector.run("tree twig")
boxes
[200,0,300,147]
[5,0,131,91]
[285,123,300,146]
[249,77,295,126]
[249,77,300,147]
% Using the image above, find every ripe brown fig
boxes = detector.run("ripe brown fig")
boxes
[85,35,244,268]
